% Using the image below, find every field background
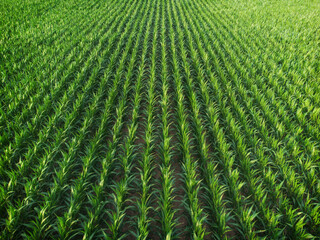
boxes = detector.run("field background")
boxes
[1,0,320,239]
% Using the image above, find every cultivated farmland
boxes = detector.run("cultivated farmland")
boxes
[1,0,320,239]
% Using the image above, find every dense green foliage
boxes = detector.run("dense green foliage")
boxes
[1,0,320,239]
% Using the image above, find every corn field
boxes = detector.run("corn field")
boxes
[1,0,320,239]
